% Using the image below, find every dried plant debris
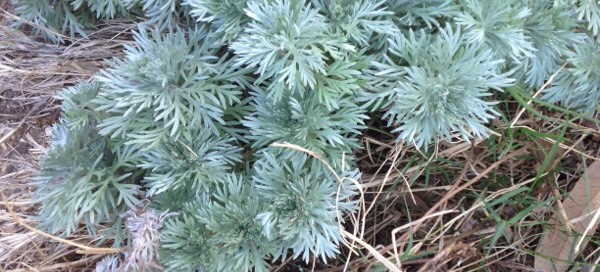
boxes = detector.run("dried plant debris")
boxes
[95,208,176,272]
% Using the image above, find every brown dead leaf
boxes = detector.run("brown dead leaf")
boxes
[535,160,600,271]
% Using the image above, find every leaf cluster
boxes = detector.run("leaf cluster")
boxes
[36,19,363,270]
[363,25,514,148]
[94,26,244,148]
[12,0,127,42]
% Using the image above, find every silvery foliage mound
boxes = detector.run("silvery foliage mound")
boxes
[19,0,600,270]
